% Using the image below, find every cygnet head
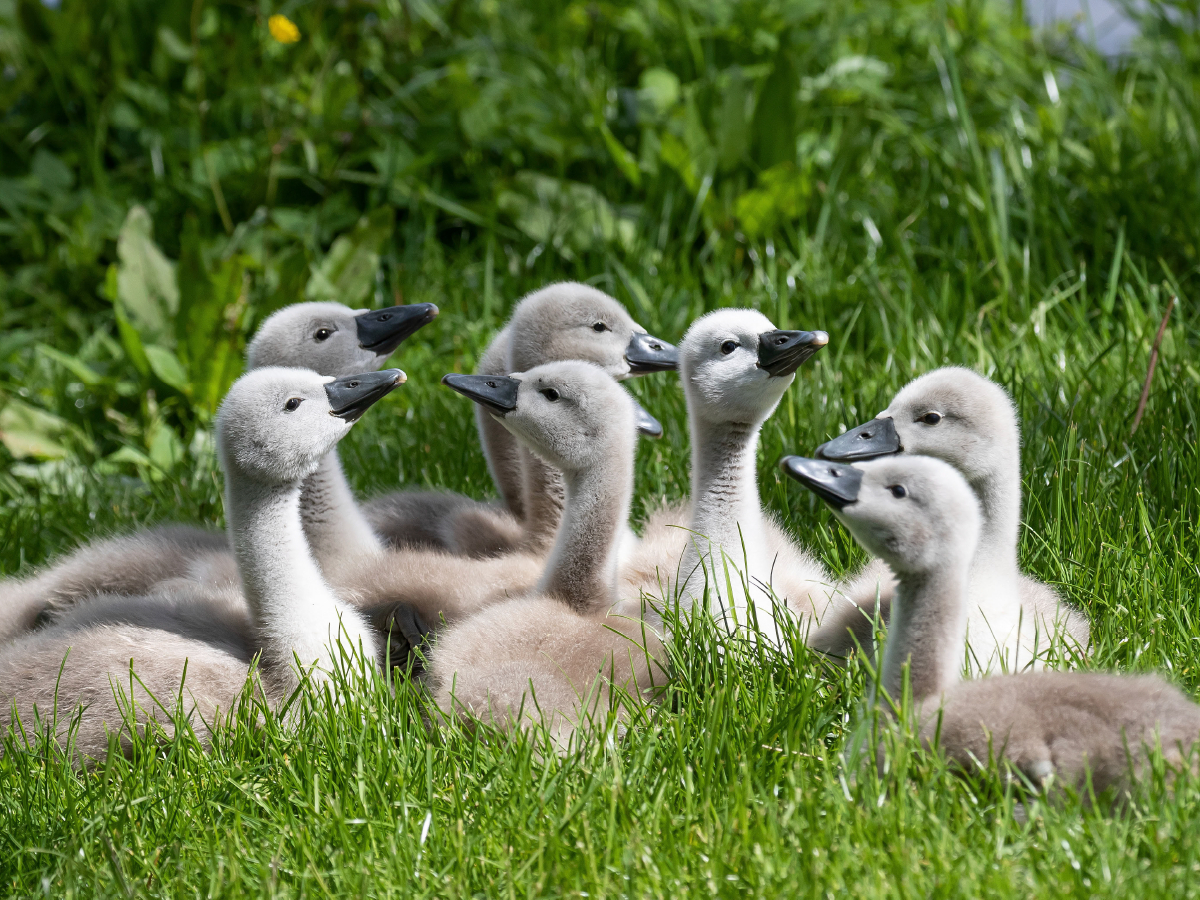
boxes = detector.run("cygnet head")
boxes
[217,366,404,487]
[443,361,648,475]
[816,367,1018,488]
[506,282,678,379]
[246,301,438,376]
[781,454,981,578]
[680,308,829,426]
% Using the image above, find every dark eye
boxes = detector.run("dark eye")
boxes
[890,484,907,499]
[284,397,303,412]
[541,388,560,402]
[314,328,333,342]
[592,322,609,333]
[921,412,942,425]
[720,340,738,355]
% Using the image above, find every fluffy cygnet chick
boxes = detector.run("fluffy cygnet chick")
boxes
[364,282,678,557]
[816,366,1090,672]
[0,301,437,640]
[621,308,844,649]
[427,361,668,745]
[0,367,404,760]
[784,454,1200,799]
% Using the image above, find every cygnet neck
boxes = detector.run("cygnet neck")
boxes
[226,466,367,685]
[536,460,631,615]
[521,452,567,551]
[683,414,775,622]
[882,558,971,705]
[970,460,1021,577]
[299,450,384,572]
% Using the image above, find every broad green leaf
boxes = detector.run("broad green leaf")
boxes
[0,399,72,460]
[145,345,191,394]
[113,205,180,348]
[305,207,394,306]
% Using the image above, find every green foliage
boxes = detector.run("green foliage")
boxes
[3,0,1200,894]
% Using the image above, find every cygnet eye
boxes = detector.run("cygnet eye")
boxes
[284,397,303,412]
[889,484,907,499]
[720,340,738,355]
[921,412,942,425]
[592,322,609,332]
[540,388,560,402]
[314,327,334,342]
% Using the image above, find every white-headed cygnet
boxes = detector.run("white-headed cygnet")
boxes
[0,301,437,641]
[815,366,1090,672]
[621,308,845,649]
[426,361,667,745]
[0,367,402,760]
[783,454,1200,799]
[364,282,678,557]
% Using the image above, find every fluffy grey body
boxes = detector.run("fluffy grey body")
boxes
[816,366,1090,672]
[427,362,667,745]
[807,455,1199,800]
[0,367,396,761]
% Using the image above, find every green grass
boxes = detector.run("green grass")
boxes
[4,0,1200,895]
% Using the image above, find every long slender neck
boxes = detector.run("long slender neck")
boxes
[681,415,778,640]
[522,450,566,551]
[537,462,630,614]
[687,418,771,569]
[474,326,527,520]
[970,462,1020,579]
[881,562,971,705]
[226,470,374,687]
[299,450,383,573]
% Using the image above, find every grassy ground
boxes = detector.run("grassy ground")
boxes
[4,0,1200,896]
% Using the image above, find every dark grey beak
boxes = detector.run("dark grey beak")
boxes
[780,456,863,509]
[355,303,439,355]
[625,332,679,374]
[815,416,901,461]
[631,398,664,439]
[442,373,520,417]
[326,369,405,421]
[757,329,829,377]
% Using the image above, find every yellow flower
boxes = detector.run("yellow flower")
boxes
[268,14,300,44]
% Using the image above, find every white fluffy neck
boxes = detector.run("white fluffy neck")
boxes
[521,450,566,551]
[226,470,376,690]
[681,415,777,637]
[961,459,1025,672]
[882,561,970,705]
[299,450,383,573]
[537,462,630,615]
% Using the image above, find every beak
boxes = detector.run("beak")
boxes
[442,373,520,417]
[625,331,679,374]
[757,330,829,377]
[815,416,901,461]
[779,456,863,509]
[631,397,664,439]
[355,303,439,355]
[326,369,405,421]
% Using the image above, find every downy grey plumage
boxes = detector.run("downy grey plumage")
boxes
[784,453,1200,799]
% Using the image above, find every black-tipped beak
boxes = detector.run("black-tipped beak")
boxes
[442,373,520,417]
[355,303,439,355]
[631,398,663,439]
[780,456,863,509]
[815,416,901,461]
[327,369,405,421]
[625,331,679,374]
[757,330,829,377]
